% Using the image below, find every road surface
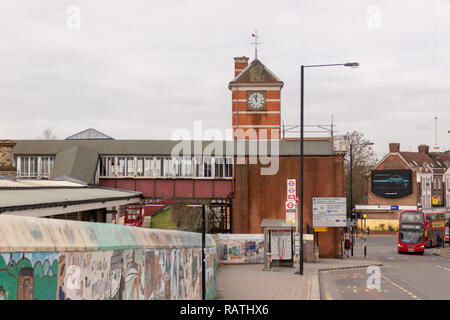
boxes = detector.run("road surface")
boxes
[319,235,450,300]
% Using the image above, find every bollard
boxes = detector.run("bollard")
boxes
[364,238,367,258]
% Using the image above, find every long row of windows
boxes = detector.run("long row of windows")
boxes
[14,156,55,178]
[99,156,233,178]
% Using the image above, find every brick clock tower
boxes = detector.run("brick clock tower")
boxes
[228,57,284,140]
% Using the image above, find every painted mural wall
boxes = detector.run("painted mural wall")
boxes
[0,216,216,300]
[216,234,264,264]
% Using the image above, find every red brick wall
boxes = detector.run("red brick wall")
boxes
[368,154,418,207]
[232,87,281,140]
[233,155,345,258]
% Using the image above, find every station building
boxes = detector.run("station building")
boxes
[0,140,142,223]
[6,56,347,258]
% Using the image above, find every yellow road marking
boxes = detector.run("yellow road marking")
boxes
[381,274,421,300]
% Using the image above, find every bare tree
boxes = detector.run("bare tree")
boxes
[344,131,378,210]
[42,128,57,140]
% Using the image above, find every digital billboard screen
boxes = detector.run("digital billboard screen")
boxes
[371,169,412,198]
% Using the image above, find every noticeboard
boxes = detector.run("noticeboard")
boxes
[269,229,292,260]
[313,197,347,227]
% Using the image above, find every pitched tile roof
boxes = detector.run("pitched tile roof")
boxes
[228,59,284,88]
[400,151,448,171]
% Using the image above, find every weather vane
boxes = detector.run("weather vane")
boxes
[251,30,260,60]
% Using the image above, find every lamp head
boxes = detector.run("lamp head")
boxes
[344,62,359,68]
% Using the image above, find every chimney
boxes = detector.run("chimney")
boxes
[0,140,17,179]
[234,56,249,77]
[418,144,429,154]
[389,143,400,153]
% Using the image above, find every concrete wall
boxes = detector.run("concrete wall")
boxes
[215,234,264,264]
[0,215,216,300]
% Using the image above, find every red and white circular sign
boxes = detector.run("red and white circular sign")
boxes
[286,201,296,210]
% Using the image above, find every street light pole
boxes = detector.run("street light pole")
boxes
[350,143,353,256]
[299,65,305,275]
[296,62,359,276]
[201,204,206,300]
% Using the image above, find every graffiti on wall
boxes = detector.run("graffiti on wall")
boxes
[0,252,58,300]
[217,235,264,264]
[0,216,216,300]
[0,248,215,300]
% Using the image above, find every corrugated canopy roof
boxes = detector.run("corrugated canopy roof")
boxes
[0,187,141,212]
[0,179,85,188]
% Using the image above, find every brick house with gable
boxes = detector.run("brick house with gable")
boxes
[357,143,449,231]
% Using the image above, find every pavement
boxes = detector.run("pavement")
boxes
[432,246,450,259]
[215,256,382,300]
[215,237,450,300]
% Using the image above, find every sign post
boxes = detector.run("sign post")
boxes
[286,179,298,267]
[286,179,297,226]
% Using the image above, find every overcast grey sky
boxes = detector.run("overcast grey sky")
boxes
[1,0,449,158]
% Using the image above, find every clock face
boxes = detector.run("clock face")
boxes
[247,92,266,110]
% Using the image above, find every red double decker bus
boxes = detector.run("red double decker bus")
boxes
[423,210,445,247]
[398,210,425,254]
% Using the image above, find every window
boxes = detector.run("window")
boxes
[225,158,233,178]
[155,157,163,177]
[136,157,144,176]
[109,157,116,176]
[182,158,193,177]
[194,157,203,178]
[144,157,153,177]
[29,157,38,177]
[20,157,29,176]
[41,157,50,176]
[117,157,126,176]
[127,157,135,176]
[163,158,173,177]
[100,157,107,176]
[174,158,183,177]
[204,158,212,178]
[214,158,224,178]
[175,157,192,177]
